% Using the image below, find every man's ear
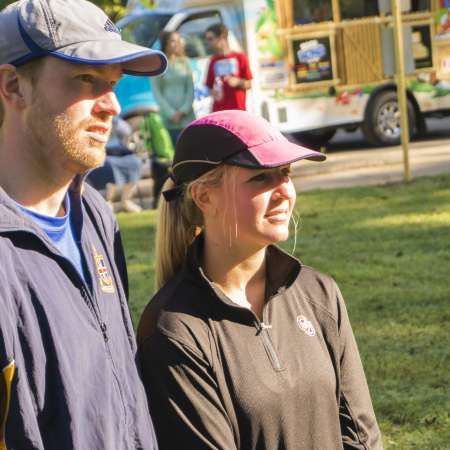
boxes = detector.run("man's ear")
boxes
[0,64,28,110]
[190,182,217,218]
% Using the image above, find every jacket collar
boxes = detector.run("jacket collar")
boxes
[183,233,301,307]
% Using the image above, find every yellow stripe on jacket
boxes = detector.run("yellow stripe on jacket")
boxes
[0,361,16,450]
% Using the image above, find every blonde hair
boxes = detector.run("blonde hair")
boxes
[155,165,228,290]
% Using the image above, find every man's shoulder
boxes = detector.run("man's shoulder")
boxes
[227,51,249,61]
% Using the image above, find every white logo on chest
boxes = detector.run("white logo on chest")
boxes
[296,315,316,337]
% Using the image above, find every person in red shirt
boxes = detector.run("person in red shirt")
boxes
[205,23,252,111]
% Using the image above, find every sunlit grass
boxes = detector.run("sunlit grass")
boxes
[360,211,450,227]
[118,173,450,449]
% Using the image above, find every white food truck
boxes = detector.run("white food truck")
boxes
[116,0,450,147]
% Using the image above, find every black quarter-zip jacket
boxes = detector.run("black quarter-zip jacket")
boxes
[138,236,383,450]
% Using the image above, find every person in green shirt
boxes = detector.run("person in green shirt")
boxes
[141,112,175,208]
[152,31,196,146]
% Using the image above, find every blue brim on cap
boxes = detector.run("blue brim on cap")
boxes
[13,17,167,76]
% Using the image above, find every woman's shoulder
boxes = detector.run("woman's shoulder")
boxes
[174,57,193,72]
[137,272,212,352]
[266,246,343,321]
[297,264,336,287]
[177,56,190,64]
[293,263,345,322]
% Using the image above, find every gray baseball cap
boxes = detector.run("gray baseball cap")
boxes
[0,0,167,76]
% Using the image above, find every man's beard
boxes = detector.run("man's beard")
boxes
[25,97,108,175]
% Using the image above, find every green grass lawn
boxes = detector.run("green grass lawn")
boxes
[118,174,450,450]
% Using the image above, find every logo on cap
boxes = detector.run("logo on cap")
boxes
[296,315,316,337]
[104,18,120,34]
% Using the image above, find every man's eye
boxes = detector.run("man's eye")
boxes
[79,74,95,83]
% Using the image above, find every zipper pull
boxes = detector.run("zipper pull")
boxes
[100,322,109,342]
[256,321,272,334]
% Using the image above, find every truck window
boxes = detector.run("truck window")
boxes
[410,0,430,11]
[339,1,379,20]
[120,14,172,48]
[378,0,430,14]
[293,0,333,25]
[178,11,222,58]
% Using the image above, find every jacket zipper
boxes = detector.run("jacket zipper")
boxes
[202,272,285,372]
[254,319,284,371]
[4,228,129,426]
[78,263,129,428]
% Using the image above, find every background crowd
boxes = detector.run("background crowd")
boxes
[87,22,252,212]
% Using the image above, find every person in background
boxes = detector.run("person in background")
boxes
[205,23,252,111]
[137,110,383,450]
[141,112,175,208]
[0,0,166,448]
[87,116,144,213]
[152,31,196,146]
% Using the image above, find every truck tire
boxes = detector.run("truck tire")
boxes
[292,129,337,150]
[362,90,416,147]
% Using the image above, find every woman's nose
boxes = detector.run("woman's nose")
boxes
[272,176,295,200]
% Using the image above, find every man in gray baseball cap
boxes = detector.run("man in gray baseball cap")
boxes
[0,1,166,449]
[0,0,167,74]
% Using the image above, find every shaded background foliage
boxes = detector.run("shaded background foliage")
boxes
[0,0,153,22]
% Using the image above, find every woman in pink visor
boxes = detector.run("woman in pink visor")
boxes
[137,110,383,450]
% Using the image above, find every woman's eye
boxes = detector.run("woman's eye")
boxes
[249,173,269,183]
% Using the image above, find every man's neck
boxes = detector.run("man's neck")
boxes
[0,147,73,217]
[216,44,231,56]
[1,175,71,217]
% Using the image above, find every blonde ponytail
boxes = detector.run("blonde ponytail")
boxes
[154,165,227,289]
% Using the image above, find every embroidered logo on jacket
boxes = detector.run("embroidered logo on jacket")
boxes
[92,246,115,294]
[296,315,316,336]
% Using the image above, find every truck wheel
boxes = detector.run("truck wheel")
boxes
[292,129,337,149]
[362,90,416,147]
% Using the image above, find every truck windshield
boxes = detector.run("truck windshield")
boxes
[119,14,171,48]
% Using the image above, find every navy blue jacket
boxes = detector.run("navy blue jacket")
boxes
[0,179,157,450]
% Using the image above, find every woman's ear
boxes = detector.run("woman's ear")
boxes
[0,65,29,111]
[190,182,218,218]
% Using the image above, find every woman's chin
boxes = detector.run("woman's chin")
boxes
[261,227,290,245]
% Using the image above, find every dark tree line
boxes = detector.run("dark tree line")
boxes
[0,0,147,22]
